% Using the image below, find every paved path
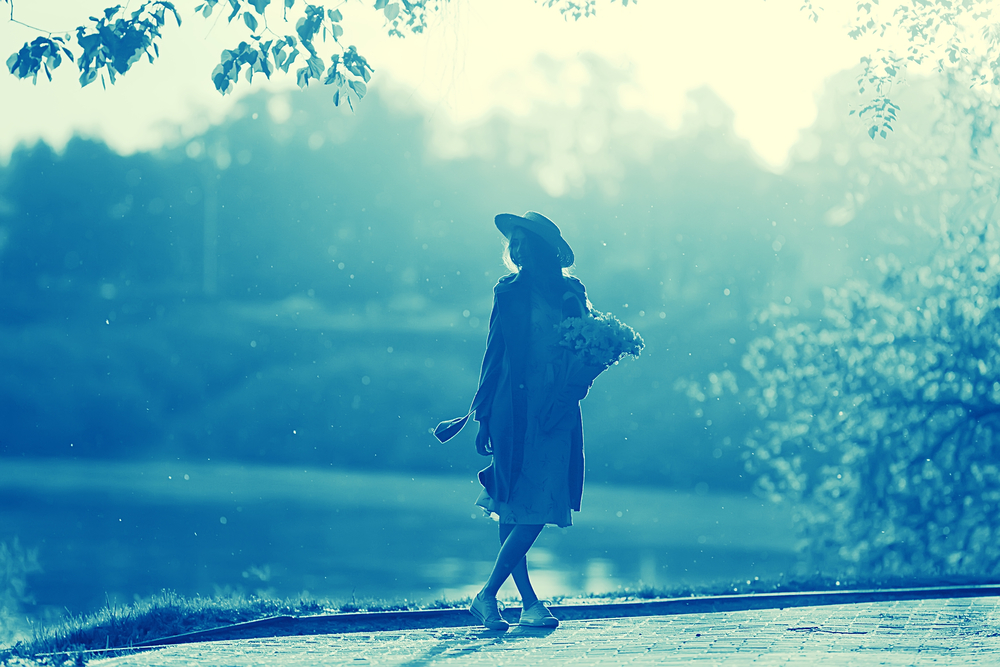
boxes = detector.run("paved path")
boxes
[95,597,1000,666]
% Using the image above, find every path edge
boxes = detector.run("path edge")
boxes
[129,583,1000,648]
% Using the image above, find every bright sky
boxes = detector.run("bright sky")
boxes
[0,0,866,169]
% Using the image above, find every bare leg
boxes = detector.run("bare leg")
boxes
[480,523,543,600]
[499,523,540,607]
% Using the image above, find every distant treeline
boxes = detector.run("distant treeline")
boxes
[0,75,926,491]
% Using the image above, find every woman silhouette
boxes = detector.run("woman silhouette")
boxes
[436,211,591,630]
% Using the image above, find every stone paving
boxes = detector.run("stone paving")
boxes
[94,597,1000,666]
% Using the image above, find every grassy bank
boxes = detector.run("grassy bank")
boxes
[0,590,421,665]
[5,574,995,666]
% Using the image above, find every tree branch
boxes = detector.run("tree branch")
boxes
[6,0,72,35]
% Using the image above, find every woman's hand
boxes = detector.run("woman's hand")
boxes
[475,421,492,456]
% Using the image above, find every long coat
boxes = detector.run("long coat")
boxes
[470,272,590,512]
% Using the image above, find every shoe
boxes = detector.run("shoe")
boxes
[469,592,509,630]
[519,600,559,628]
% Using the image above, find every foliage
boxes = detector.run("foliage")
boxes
[5,0,999,123]
[6,2,180,89]
[0,540,42,648]
[4,35,73,85]
[672,28,1000,579]
[803,0,1000,139]
[539,0,637,21]
[736,216,1000,578]
[200,0,373,109]
[3,0,630,107]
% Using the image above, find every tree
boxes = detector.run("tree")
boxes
[834,0,1000,140]
[8,1,996,132]
[666,0,1000,576]
[739,220,1000,578]
[685,65,1000,578]
[4,0,635,108]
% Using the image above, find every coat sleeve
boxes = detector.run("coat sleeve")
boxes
[470,293,504,424]
[432,281,510,444]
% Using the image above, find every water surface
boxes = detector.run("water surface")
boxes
[1,459,797,614]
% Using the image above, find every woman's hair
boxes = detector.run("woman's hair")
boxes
[501,227,573,281]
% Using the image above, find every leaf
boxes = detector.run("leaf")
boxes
[349,79,367,98]
[162,1,182,26]
[244,12,259,31]
[328,9,343,21]
[212,62,233,93]
[250,0,271,13]
[307,54,323,76]
[384,3,399,20]
[375,0,388,8]
[322,59,338,85]
[869,125,877,140]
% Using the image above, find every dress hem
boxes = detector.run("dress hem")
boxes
[475,488,573,528]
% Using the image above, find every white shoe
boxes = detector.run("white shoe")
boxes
[519,600,559,628]
[469,593,509,630]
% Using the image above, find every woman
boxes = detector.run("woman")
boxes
[436,211,592,631]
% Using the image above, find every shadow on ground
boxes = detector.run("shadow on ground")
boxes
[397,626,558,667]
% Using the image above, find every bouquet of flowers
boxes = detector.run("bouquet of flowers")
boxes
[556,310,645,369]
[540,310,644,431]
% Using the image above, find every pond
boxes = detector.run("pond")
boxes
[1,459,798,616]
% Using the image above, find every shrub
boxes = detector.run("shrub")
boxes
[0,539,42,648]
[739,224,1000,577]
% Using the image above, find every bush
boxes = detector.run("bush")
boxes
[0,540,42,648]
[737,223,1000,577]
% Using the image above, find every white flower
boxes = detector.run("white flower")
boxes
[556,310,644,368]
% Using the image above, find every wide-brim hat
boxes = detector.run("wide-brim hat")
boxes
[494,211,574,268]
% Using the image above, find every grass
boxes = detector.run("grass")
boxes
[0,590,418,666]
[3,574,998,666]
[576,572,1000,602]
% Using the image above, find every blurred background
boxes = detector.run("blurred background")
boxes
[3,0,999,643]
